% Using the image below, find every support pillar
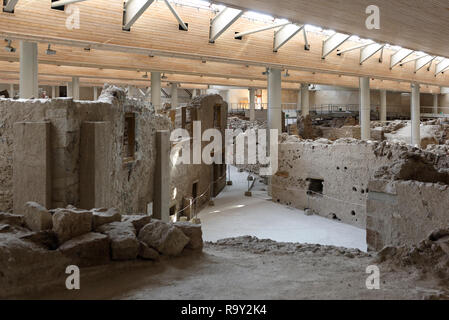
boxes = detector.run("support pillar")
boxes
[127,85,135,98]
[380,89,387,122]
[51,86,56,99]
[93,87,98,100]
[171,83,178,109]
[411,83,421,147]
[9,84,14,98]
[301,83,310,117]
[249,87,256,121]
[154,130,170,222]
[433,94,439,114]
[67,82,73,98]
[267,68,282,133]
[151,72,161,110]
[359,77,371,140]
[71,76,80,100]
[19,41,38,99]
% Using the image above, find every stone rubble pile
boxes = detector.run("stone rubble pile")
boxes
[376,226,449,285]
[0,202,203,297]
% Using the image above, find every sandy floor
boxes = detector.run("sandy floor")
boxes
[199,166,367,251]
[26,238,442,300]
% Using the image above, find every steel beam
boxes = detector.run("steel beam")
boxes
[360,43,385,64]
[123,0,155,31]
[3,0,19,13]
[235,21,290,39]
[337,43,370,56]
[209,7,243,43]
[390,48,413,69]
[322,33,350,59]
[413,55,436,72]
[163,0,188,31]
[273,24,304,52]
[435,58,449,76]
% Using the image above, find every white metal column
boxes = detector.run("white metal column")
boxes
[249,87,256,121]
[171,83,178,109]
[151,72,161,110]
[19,41,38,99]
[9,84,14,98]
[301,83,309,117]
[359,77,371,140]
[268,68,282,132]
[411,83,421,147]
[433,94,439,114]
[380,89,387,122]
[93,87,98,100]
[51,86,56,98]
[72,77,80,100]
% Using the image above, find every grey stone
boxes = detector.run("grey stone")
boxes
[0,212,24,227]
[19,230,59,250]
[138,220,189,256]
[92,208,121,228]
[96,221,139,260]
[139,241,160,260]
[174,222,203,250]
[58,232,110,267]
[23,202,52,231]
[122,215,152,233]
[52,208,93,244]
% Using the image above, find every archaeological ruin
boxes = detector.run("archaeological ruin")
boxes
[0,0,448,303]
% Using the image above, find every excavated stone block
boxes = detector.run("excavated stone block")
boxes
[52,208,93,244]
[138,241,160,260]
[122,215,151,234]
[174,222,203,250]
[138,220,189,256]
[92,208,121,228]
[0,212,24,227]
[58,232,110,267]
[23,202,53,231]
[96,221,139,260]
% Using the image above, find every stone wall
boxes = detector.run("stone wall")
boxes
[169,95,228,220]
[366,179,449,251]
[271,137,449,229]
[0,87,169,214]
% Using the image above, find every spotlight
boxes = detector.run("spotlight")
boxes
[283,70,290,77]
[4,40,15,53]
[142,72,149,79]
[46,44,56,55]
[161,73,168,80]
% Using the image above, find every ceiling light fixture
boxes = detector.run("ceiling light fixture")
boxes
[142,72,149,79]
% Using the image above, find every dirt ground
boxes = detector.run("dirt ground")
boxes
[17,237,445,300]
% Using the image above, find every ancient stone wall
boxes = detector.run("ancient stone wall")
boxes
[367,179,449,251]
[169,95,228,220]
[271,137,449,229]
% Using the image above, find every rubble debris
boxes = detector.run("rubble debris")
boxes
[92,208,122,228]
[52,208,93,244]
[138,220,190,256]
[174,221,203,250]
[96,221,139,261]
[23,201,52,231]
